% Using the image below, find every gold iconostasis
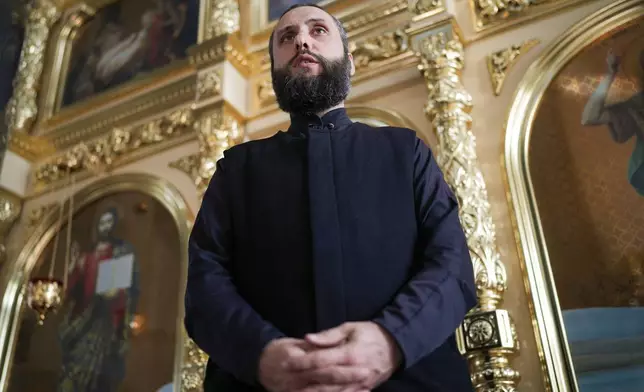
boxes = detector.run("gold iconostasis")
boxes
[1,1,643,392]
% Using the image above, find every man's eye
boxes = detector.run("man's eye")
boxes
[281,34,294,42]
[313,27,327,35]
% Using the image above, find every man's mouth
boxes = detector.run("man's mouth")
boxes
[292,54,319,68]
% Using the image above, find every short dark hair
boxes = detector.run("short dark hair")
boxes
[268,3,349,68]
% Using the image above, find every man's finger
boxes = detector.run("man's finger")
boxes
[305,324,351,347]
[303,365,370,385]
[287,346,357,371]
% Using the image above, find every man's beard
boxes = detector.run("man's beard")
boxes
[271,51,351,115]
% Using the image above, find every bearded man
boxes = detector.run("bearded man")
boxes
[184,4,477,392]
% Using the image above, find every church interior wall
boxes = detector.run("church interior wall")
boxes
[0,0,641,391]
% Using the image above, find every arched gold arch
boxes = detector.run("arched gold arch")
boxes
[0,173,193,391]
[346,105,419,130]
[503,0,644,390]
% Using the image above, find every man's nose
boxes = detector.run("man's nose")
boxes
[294,33,310,52]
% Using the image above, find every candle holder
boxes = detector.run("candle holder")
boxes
[26,277,63,325]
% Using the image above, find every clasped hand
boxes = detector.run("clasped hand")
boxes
[258,322,401,392]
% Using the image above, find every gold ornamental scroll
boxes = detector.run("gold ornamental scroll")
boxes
[5,0,60,134]
[408,19,520,392]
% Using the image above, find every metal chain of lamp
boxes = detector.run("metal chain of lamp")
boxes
[26,170,75,324]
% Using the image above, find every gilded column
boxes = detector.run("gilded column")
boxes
[5,0,60,134]
[175,1,244,390]
[418,32,520,391]
[170,106,242,199]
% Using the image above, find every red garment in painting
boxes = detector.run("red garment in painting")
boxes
[66,241,127,329]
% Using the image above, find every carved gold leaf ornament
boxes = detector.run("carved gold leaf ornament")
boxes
[5,0,60,134]
[476,0,533,22]
[487,39,540,95]
[181,329,210,392]
[171,109,242,198]
[197,68,223,102]
[418,32,519,391]
[349,31,408,70]
[205,0,240,39]
[33,109,196,187]
[409,0,444,15]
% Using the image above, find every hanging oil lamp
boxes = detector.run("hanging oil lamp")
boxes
[27,172,75,325]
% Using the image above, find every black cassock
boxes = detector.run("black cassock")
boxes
[185,108,477,391]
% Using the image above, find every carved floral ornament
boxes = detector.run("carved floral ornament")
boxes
[33,109,196,188]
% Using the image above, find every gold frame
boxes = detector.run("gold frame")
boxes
[0,173,193,391]
[36,0,211,129]
[503,0,644,390]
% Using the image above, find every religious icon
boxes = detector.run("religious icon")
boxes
[62,0,198,108]
[56,207,140,392]
[581,41,644,196]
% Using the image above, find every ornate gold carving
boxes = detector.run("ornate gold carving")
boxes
[418,32,520,391]
[475,0,532,20]
[487,39,539,96]
[34,109,196,188]
[205,0,240,40]
[7,131,55,161]
[409,0,444,14]
[5,0,60,134]
[470,0,585,34]
[256,79,276,106]
[0,189,22,264]
[197,68,223,102]
[170,108,242,197]
[46,77,196,151]
[181,329,209,391]
[350,31,408,70]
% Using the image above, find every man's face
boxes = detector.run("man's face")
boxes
[98,212,115,237]
[271,6,356,114]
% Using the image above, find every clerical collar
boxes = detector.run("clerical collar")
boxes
[287,108,353,135]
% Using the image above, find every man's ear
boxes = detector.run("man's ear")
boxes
[348,53,356,76]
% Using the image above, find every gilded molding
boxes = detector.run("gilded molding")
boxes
[417,32,520,391]
[350,31,409,70]
[470,0,591,36]
[342,1,409,35]
[7,132,55,162]
[409,0,444,15]
[204,0,240,40]
[487,39,539,96]
[45,75,196,151]
[190,34,251,76]
[0,189,22,264]
[33,108,196,189]
[5,0,60,134]
[170,107,243,197]
[503,1,644,389]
